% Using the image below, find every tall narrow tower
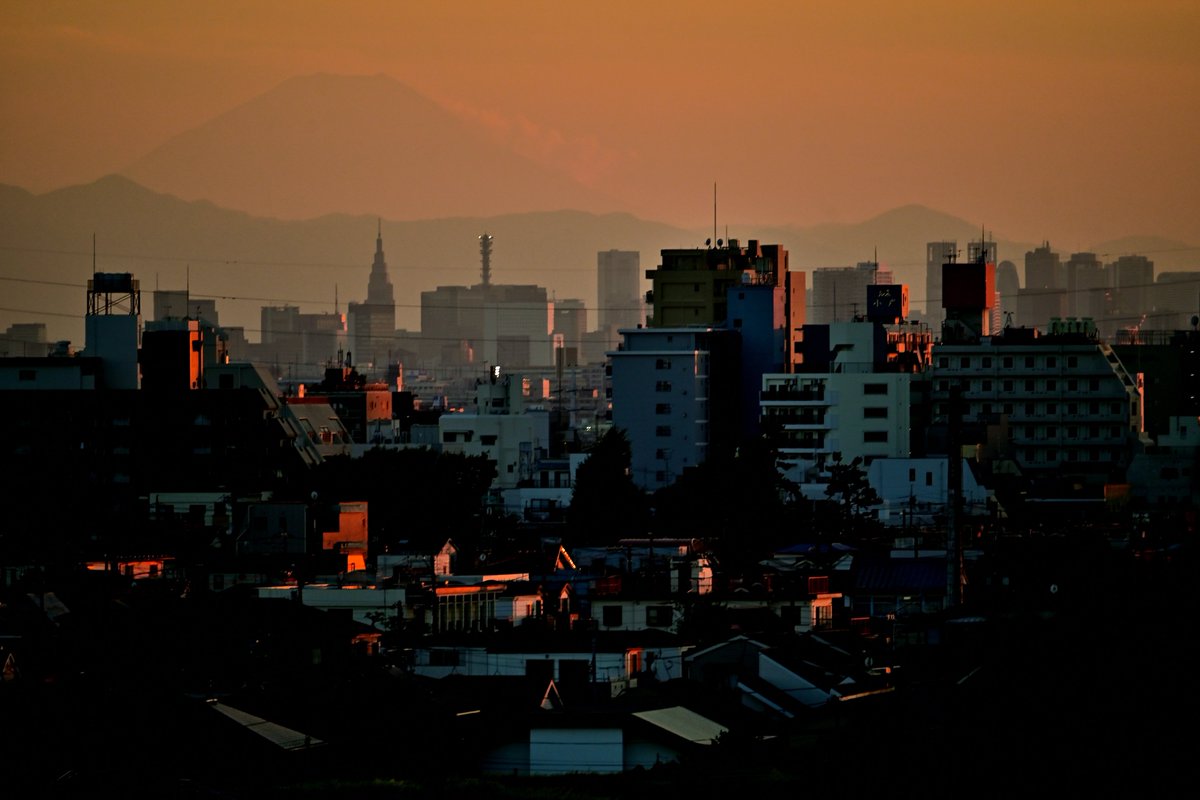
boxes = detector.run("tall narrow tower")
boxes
[479,233,493,288]
[348,220,396,370]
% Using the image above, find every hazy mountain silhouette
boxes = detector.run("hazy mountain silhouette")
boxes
[0,176,691,344]
[2,178,1193,347]
[121,73,627,221]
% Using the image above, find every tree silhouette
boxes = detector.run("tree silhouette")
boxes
[567,428,647,543]
[823,456,882,535]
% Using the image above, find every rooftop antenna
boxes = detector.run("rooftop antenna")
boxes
[713,182,717,248]
[92,233,96,276]
[335,283,339,315]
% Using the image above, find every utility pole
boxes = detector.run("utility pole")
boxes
[946,385,964,607]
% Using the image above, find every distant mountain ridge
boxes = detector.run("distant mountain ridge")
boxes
[121,73,627,222]
[1,176,1194,347]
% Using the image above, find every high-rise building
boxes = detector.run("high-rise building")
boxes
[1064,252,1108,321]
[419,236,555,368]
[597,250,642,343]
[811,261,891,324]
[1018,243,1067,330]
[925,241,958,329]
[1110,254,1154,331]
[348,222,396,372]
[995,260,1020,332]
[609,326,740,491]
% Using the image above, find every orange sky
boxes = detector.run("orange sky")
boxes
[2,0,1198,244]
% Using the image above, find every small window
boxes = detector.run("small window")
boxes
[646,606,673,627]
[1047,379,1057,391]
[1003,380,1013,392]
[655,403,671,415]
[925,471,933,486]
[960,357,971,368]
[656,380,672,392]
[655,358,672,370]
[863,431,888,443]
[864,383,888,395]
[480,434,498,446]
[863,407,888,419]
[1090,379,1100,391]
[602,606,623,627]
[1047,357,1057,368]
[908,468,916,482]
[655,425,671,437]
[1068,356,1078,368]
[938,357,949,368]
[1025,356,1035,368]
[18,369,36,382]
[982,357,992,368]
[1003,356,1013,368]
[982,380,992,391]
[1025,379,1035,391]
[1067,379,1078,391]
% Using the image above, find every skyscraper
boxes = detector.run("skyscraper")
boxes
[348,221,396,371]
[925,241,957,329]
[597,250,642,344]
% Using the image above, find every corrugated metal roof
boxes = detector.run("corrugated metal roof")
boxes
[853,557,945,593]
[632,706,727,745]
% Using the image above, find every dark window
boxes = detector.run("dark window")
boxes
[938,357,949,368]
[655,403,671,415]
[18,369,36,381]
[982,380,992,391]
[480,434,497,446]
[1003,380,1013,392]
[863,407,888,419]
[1068,356,1078,368]
[645,606,673,627]
[1003,356,1013,368]
[1047,356,1057,368]
[602,606,623,627]
[655,358,672,370]
[1047,379,1057,391]
[982,357,992,368]
[960,357,971,368]
[864,383,888,395]
[1025,356,1035,368]
[908,468,916,482]
[1068,379,1078,391]
[863,431,888,443]
[656,380,672,392]
[655,425,671,437]
[925,471,933,486]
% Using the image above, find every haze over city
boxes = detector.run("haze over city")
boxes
[3,5,1200,795]
[3,1,1198,239]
